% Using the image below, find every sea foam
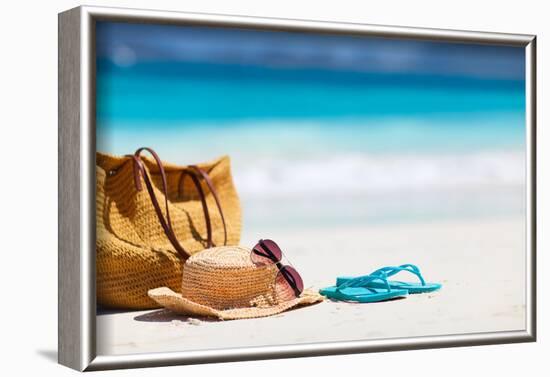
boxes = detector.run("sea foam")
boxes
[232,151,525,198]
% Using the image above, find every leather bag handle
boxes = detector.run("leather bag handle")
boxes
[178,166,228,247]
[128,148,191,260]
[127,147,228,259]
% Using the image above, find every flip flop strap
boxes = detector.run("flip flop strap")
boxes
[176,167,228,248]
[371,264,426,286]
[337,272,392,293]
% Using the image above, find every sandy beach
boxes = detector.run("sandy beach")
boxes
[97,216,525,355]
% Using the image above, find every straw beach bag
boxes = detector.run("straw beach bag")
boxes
[96,147,241,309]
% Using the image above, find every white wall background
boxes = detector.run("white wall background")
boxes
[0,0,545,375]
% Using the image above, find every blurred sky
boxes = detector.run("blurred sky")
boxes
[96,22,525,81]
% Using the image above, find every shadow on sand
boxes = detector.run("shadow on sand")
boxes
[133,309,217,323]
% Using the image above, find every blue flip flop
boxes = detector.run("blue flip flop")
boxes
[319,273,408,303]
[337,264,441,294]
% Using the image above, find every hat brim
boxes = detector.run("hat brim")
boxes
[148,287,324,320]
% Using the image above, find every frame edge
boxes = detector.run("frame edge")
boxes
[84,330,535,371]
[82,5,535,47]
[58,6,83,371]
[525,36,537,341]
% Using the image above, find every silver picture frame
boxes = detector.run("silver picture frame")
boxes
[58,5,537,371]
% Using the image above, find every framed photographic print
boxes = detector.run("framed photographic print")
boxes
[58,5,536,371]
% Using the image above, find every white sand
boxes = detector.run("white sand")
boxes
[97,217,526,355]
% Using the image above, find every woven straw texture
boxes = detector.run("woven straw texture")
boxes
[148,246,324,320]
[96,152,241,309]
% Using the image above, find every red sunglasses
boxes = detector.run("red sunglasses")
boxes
[251,239,304,299]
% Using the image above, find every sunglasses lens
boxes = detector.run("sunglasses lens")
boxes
[251,239,282,265]
[275,265,304,300]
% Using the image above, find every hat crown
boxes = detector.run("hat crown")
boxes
[181,246,283,310]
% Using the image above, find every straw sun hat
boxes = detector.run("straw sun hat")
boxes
[148,246,324,320]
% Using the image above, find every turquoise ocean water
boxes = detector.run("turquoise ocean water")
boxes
[96,28,526,228]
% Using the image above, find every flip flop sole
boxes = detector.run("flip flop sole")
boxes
[319,286,408,303]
